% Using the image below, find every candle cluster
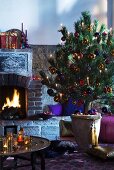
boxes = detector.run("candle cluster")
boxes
[0,128,31,153]
[17,127,31,146]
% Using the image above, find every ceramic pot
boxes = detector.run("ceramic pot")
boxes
[71,113,102,151]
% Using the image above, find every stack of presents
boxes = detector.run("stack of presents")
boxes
[0,23,29,49]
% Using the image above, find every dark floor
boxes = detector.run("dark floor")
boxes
[2,141,114,170]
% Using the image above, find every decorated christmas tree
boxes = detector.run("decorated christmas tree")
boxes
[40,11,114,114]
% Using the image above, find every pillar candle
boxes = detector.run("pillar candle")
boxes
[22,23,23,32]
[25,29,27,38]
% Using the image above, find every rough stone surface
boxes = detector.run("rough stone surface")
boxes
[23,126,41,136]
[0,116,71,140]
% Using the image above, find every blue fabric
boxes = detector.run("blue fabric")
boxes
[48,103,63,116]
[62,98,84,116]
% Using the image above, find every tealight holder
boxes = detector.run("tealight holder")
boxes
[24,136,31,146]
[3,138,8,152]
[17,129,24,145]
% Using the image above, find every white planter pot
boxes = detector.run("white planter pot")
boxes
[71,113,102,151]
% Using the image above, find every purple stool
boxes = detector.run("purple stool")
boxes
[99,115,114,143]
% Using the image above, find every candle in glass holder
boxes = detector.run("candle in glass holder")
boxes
[17,134,23,143]
[17,128,24,144]
[3,143,8,150]
[13,138,18,149]
[24,136,30,145]
[3,138,8,152]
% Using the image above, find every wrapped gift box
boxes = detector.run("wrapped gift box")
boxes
[0,32,18,49]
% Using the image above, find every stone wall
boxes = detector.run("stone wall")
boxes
[0,116,71,140]
[30,45,58,114]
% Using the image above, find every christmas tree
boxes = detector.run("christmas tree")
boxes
[40,11,114,114]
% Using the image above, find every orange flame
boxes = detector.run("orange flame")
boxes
[2,89,21,110]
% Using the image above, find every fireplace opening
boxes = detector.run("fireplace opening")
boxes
[0,86,27,120]
[4,125,17,136]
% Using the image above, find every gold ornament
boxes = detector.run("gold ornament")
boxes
[104,86,112,93]
[78,52,83,59]
[107,41,112,46]
[75,67,80,72]
[88,53,96,59]
[87,25,92,32]
[70,64,80,72]
[73,52,83,60]
[98,63,104,70]
[111,49,114,56]
[83,38,89,45]
[73,53,78,60]
[107,87,112,93]
[49,66,57,74]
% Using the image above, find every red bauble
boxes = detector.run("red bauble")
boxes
[79,79,84,86]
[102,32,107,36]
[74,32,79,38]
[83,91,87,96]
[78,52,83,59]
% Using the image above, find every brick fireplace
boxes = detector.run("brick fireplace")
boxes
[0,46,71,140]
[0,49,43,120]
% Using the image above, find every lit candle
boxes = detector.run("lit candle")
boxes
[17,135,23,142]
[46,76,50,84]
[60,23,63,28]
[3,139,8,152]
[49,54,53,58]
[91,126,95,147]
[3,143,8,148]
[25,29,27,38]
[68,32,70,36]
[87,77,89,85]
[60,93,62,100]
[21,23,23,32]
[99,70,102,73]
[110,27,112,34]
[17,129,24,143]
[24,136,30,145]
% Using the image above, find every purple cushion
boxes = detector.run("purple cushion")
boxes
[99,115,114,143]
[48,104,62,116]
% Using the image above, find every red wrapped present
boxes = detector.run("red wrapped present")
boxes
[0,32,9,48]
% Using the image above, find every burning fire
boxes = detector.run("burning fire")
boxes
[2,89,21,110]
